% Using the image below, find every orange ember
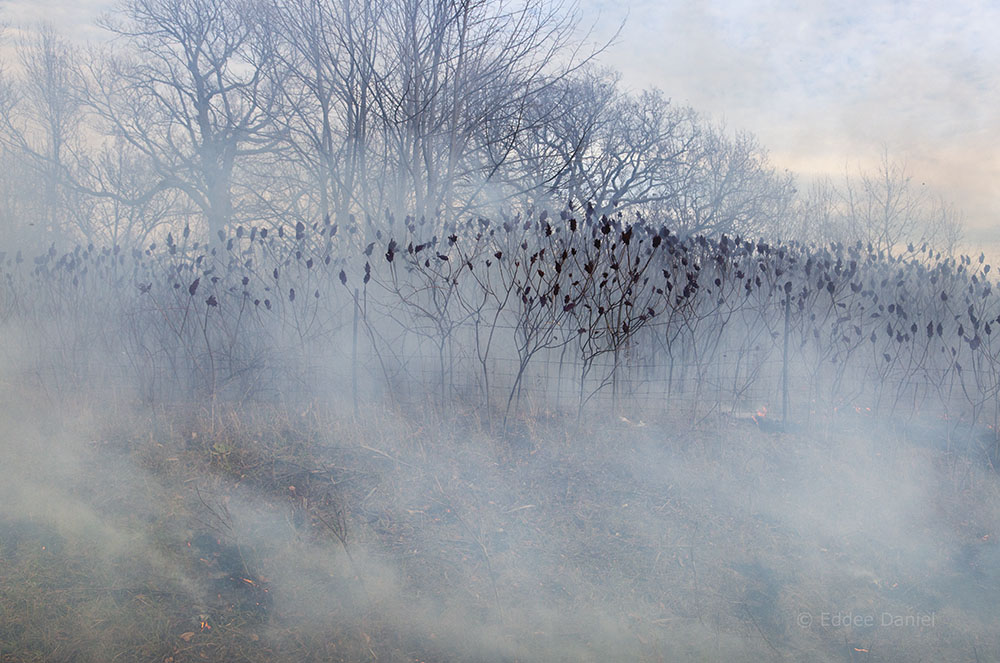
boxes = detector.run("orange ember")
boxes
[752,406,767,423]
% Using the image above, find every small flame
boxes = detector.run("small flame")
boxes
[241,577,256,586]
[752,406,767,423]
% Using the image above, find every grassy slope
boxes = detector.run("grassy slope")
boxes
[1,392,999,662]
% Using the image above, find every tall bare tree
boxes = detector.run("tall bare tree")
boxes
[505,68,620,208]
[842,148,925,256]
[86,0,279,240]
[0,24,84,244]
[266,0,589,228]
[665,124,796,238]
[71,138,184,246]
[571,87,699,218]
[266,0,383,226]
[791,149,965,255]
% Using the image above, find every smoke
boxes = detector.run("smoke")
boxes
[2,1,1000,661]
[4,217,1000,660]
[4,335,1000,662]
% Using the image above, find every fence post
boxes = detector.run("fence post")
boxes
[353,287,360,418]
[782,283,791,430]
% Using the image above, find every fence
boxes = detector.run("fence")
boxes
[2,216,999,442]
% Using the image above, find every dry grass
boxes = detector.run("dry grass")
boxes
[2,394,1000,662]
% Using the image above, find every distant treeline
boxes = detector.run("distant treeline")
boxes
[0,0,961,254]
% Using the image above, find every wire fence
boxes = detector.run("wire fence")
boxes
[4,217,1000,443]
[9,302,984,440]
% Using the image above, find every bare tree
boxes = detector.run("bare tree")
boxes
[664,123,796,238]
[785,176,847,245]
[506,68,620,208]
[514,82,793,238]
[379,0,585,221]
[266,0,591,229]
[0,23,13,127]
[575,88,698,218]
[86,0,280,240]
[798,148,965,256]
[842,148,925,257]
[926,195,964,257]
[0,24,84,243]
[0,27,27,237]
[510,72,703,220]
[266,0,383,227]
[72,138,183,246]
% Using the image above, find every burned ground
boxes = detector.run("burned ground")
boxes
[2,391,998,662]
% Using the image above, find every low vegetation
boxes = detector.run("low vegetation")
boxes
[2,387,1000,661]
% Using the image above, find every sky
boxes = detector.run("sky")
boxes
[579,0,1000,242]
[1,0,998,242]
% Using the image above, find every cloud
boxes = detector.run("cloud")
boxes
[583,0,1000,232]
[4,0,997,234]
[0,0,113,42]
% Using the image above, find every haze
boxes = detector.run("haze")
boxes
[3,1,1000,662]
[3,0,997,241]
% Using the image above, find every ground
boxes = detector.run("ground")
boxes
[1,392,999,662]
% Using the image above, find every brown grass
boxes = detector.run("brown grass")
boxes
[2,394,1000,662]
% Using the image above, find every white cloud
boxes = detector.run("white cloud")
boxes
[1,0,113,41]
[3,0,997,234]
[581,0,1000,232]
